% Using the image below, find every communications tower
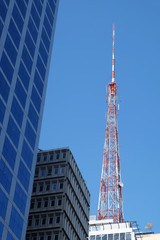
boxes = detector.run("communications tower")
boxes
[98,24,124,223]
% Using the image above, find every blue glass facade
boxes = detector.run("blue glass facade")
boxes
[0,0,59,239]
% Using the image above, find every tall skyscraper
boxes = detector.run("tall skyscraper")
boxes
[26,148,90,240]
[0,0,59,239]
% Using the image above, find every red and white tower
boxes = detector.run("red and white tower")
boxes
[98,24,124,223]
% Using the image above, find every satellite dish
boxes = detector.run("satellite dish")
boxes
[145,223,154,231]
[118,181,124,187]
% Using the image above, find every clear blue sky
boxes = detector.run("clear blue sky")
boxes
[39,0,160,233]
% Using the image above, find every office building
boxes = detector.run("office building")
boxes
[0,0,59,239]
[89,216,136,240]
[26,148,90,240]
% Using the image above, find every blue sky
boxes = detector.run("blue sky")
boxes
[39,0,160,233]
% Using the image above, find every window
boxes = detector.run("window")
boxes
[61,167,65,174]
[0,71,10,103]
[56,153,59,159]
[25,30,35,58]
[18,160,30,191]
[37,156,40,162]
[126,233,131,240]
[31,3,40,29]
[54,168,58,174]
[8,18,20,49]
[18,61,30,90]
[48,0,56,15]
[2,136,16,170]
[41,169,45,177]
[58,199,62,206]
[50,155,53,160]
[31,86,41,113]
[63,152,66,158]
[46,3,54,25]
[31,201,34,209]
[4,34,17,65]
[0,98,5,124]
[35,218,39,226]
[90,236,95,240]
[12,3,24,32]
[120,233,125,240]
[0,159,12,194]
[53,183,57,191]
[0,188,8,220]
[21,139,33,170]
[55,235,59,240]
[49,217,53,224]
[28,16,38,44]
[33,0,42,16]
[59,183,63,190]
[42,218,46,225]
[1,51,14,84]
[114,234,119,240]
[7,116,20,148]
[15,78,27,108]
[41,28,50,52]
[22,45,32,74]
[56,216,60,224]
[37,201,41,208]
[0,221,3,239]
[102,235,107,240]
[39,41,48,66]
[96,236,101,240]
[14,182,27,215]
[9,206,23,239]
[44,155,47,161]
[37,55,46,79]
[46,183,50,191]
[0,19,3,39]
[25,120,36,149]
[11,97,23,127]
[44,200,48,208]
[51,199,55,207]
[15,0,27,17]
[47,168,52,176]
[44,15,52,38]
[47,236,51,240]
[28,218,32,226]
[35,168,39,178]
[33,184,36,193]
[108,234,113,240]
[39,185,43,192]
[28,103,38,131]
[0,1,7,22]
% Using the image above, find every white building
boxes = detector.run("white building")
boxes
[89,216,136,240]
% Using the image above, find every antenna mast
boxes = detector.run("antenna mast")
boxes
[98,24,124,222]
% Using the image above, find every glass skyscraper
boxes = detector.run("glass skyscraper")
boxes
[0,0,59,239]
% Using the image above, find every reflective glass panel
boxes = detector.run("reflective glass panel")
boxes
[2,137,16,169]
[0,159,12,194]
[9,206,23,239]
[0,188,8,219]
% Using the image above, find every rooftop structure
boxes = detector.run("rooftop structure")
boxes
[89,216,135,240]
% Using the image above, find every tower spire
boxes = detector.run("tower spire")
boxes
[98,24,124,222]
[112,24,115,82]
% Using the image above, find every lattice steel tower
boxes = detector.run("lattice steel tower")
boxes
[98,25,124,223]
